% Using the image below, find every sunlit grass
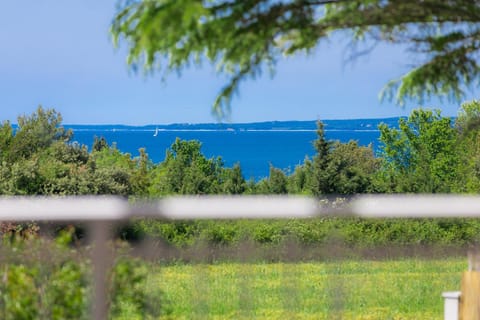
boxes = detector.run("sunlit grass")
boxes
[145,258,465,319]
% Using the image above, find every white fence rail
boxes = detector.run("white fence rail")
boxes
[3,194,480,221]
[0,194,477,319]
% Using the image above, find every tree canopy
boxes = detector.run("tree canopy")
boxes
[378,109,459,193]
[111,0,480,116]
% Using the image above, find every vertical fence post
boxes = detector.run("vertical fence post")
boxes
[459,252,480,320]
[443,291,460,320]
[91,220,111,320]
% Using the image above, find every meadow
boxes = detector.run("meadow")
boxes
[139,258,466,319]
[0,232,468,319]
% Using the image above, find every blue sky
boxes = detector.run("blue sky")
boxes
[0,1,477,125]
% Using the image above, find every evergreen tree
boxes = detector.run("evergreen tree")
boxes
[311,121,333,195]
[92,136,108,152]
[223,163,246,194]
[267,166,288,195]
[310,120,378,195]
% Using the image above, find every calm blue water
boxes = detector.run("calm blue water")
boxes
[70,128,381,180]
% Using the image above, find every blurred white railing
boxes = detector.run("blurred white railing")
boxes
[5,194,480,220]
[1,194,479,319]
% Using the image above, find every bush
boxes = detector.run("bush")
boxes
[134,217,480,249]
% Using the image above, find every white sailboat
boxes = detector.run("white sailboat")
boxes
[153,127,159,137]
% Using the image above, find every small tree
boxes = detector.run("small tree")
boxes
[92,136,108,152]
[311,121,333,196]
[222,163,246,194]
[287,159,313,194]
[150,138,224,195]
[267,166,288,195]
[310,121,378,195]
[9,106,72,161]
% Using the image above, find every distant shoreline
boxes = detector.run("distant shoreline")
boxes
[12,117,406,128]
[63,117,404,127]
[7,117,414,132]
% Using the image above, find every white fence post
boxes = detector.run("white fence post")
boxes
[442,291,461,320]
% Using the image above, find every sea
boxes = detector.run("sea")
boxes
[66,118,401,180]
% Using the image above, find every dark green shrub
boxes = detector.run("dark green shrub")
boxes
[135,217,480,249]
[201,222,239,246]
[252,223,284,244]
[135,220,200,247]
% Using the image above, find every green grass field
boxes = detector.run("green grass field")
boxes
[131,258,467,319]
[0,236,469,319]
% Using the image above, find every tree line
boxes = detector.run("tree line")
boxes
[2,102,480,197]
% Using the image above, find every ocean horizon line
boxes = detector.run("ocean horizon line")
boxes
[59,116,404,127]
